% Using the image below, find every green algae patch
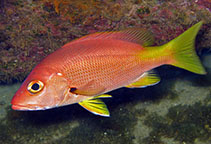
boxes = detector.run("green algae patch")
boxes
[142,102,211,144]
[0,108,80,144]
[55,106,137,144]
[0,101,137,144]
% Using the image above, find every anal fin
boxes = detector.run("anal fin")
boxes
[78,94,112,117]
[125,71,160,88]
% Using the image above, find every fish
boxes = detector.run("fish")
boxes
[11,21,206,117]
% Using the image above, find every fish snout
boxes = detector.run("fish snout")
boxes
[11,90,44,111]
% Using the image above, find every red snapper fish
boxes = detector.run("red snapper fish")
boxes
[11,21,206,117]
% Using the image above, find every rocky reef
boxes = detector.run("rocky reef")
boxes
[0,0,211,83]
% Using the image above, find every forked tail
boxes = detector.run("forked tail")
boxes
[164,21,206,74]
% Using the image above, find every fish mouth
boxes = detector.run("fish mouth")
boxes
[12,104,51,111]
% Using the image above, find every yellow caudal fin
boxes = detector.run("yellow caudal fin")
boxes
[165,21,206,74]
[78,94,112,117]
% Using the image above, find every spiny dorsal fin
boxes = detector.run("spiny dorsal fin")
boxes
[71,28,154,47]
[78,94,112,117]
[120,28,154,46]
[125,70,160,88]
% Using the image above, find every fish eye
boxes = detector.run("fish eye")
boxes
[27,80,44,94]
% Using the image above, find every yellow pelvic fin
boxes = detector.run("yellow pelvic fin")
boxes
[78,94,112,117]
[125,71,160,88]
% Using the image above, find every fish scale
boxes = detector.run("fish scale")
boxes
[65,55,141,90]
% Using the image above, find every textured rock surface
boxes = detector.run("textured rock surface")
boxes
[0,0,211,83]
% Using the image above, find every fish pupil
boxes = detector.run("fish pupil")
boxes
[32,83,40,90]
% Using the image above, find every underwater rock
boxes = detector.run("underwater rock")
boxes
[132,69,211,144]
[0,0,211,83]
[0,83,20,119]
[203,53,211,69]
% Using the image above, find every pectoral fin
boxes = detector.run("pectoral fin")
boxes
[70,80,105,96]
[78,94,112,117]
[126,71,160,88]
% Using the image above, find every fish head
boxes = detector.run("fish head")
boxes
[11,67,70,111]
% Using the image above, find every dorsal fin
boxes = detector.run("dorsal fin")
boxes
[120,28,154,46]
[71,28,154,47]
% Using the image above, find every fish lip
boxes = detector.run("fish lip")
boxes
[12,104,44,111]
